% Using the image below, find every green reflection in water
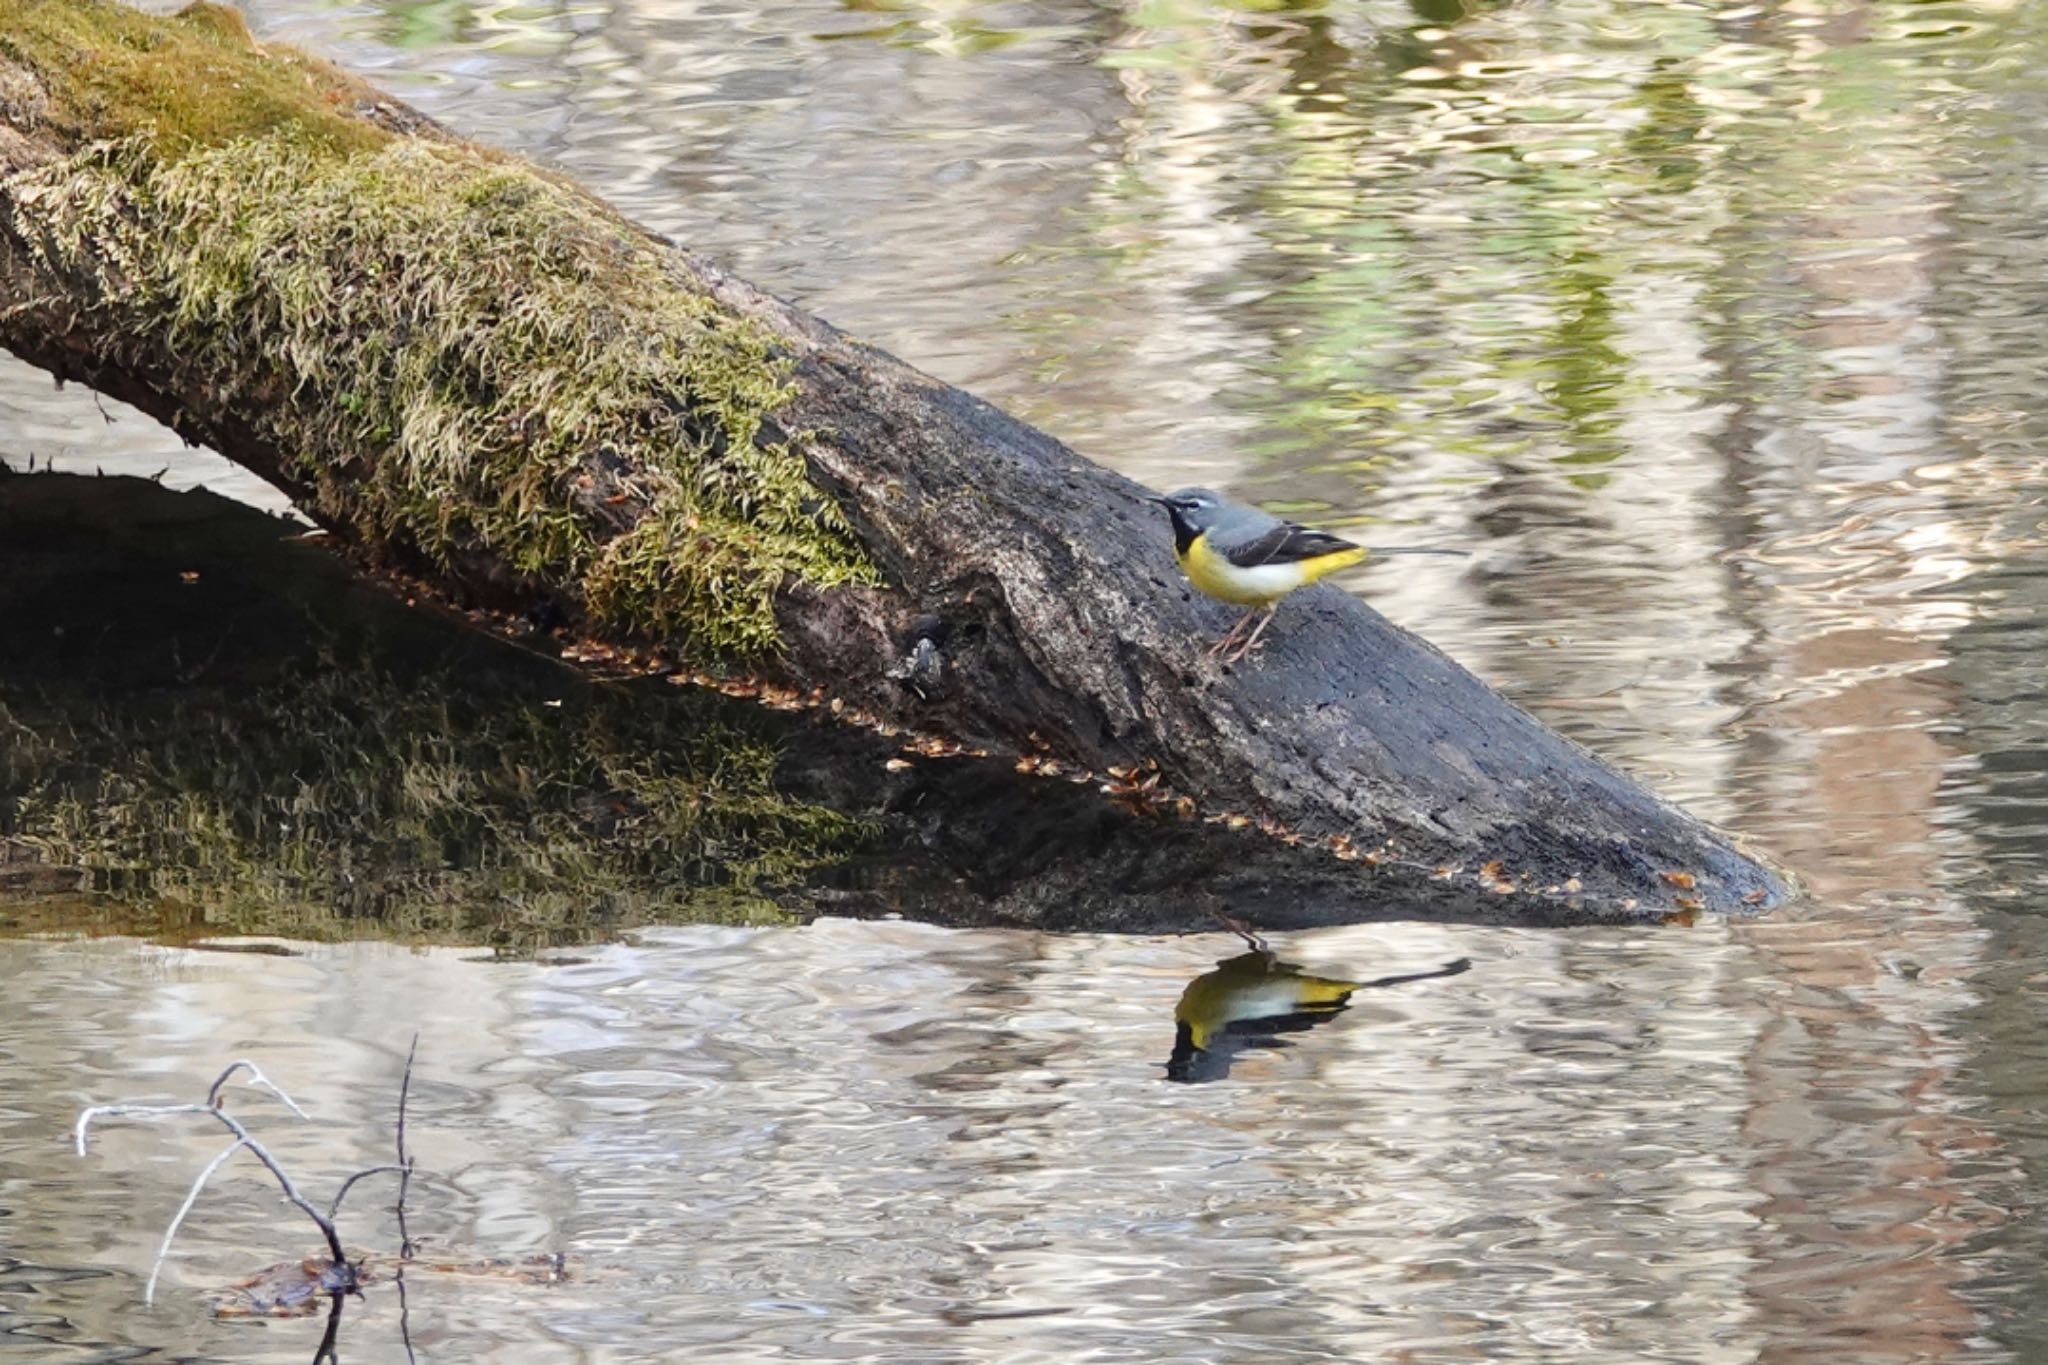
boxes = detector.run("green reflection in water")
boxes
[1029,0,2022,512]
[1,669,868,948]
[363,0,584,53]
[0,476,868,951]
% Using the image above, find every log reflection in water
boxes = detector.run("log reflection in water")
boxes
[3,474,1653,943]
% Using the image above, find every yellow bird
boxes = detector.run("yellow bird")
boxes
[1167,935,1472,1083]
[1151,487,1463,663]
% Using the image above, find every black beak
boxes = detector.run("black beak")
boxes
[1147,495,1172,507]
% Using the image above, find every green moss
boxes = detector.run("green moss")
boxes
[0,668,873,949]
[1,0,878,659]
[0,0,385,157]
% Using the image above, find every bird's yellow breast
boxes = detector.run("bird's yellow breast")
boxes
[1175,957,1364,1050]
[1178,534,1367,606]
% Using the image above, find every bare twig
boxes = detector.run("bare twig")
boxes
[206,1059,309,1118]
[76,1102,214,1156]
[312,1288,346,1365]
[75,1058,310,1156]
[396,1266,420,1365]
[76,1054,424,1308]
[145,1139,249,1306]
[395,1032,421,1363]
[1210,911,1269,954]
[78,1093,348,1265]
[395,1033,418,1260]
[327,1165,407,1222]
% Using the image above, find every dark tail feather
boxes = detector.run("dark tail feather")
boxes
[1356,957,1473,991]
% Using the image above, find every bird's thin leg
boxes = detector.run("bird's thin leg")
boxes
[1207,608,1258,658]
[1226,606,1278,663]
[1212,912,1269,953]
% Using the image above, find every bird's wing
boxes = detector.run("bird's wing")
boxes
[1220,520,1363,568]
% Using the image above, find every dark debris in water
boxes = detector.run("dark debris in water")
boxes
[210,1252,573,1320]
[211,1257,357,1319]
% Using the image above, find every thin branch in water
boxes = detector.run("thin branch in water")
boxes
[78,1094,345,1267]
[76,1060,307,1157]
[76,1056,421,1299]
[393,1033,423,1363]
[77,1102,211,1157]
[327,1165,407,1223]
[396,1265,420,1365]
[195,1109,347,1265]
[206,1059,310,1119]
[145,1138,249,1307]
[395,1032,418,1261]
[77,1045,433,1365]
[312,1287,346,1365]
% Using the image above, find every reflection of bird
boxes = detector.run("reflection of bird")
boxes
[1166,940,1472,1083]
[1151,488,1464,663]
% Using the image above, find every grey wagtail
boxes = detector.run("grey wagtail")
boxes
[1167,931,1473,1083]
[1152,487,1466,662]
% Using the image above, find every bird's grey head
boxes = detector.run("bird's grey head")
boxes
[1152,487,1230,544]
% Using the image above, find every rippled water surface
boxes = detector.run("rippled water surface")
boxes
[7,0,2048,1360]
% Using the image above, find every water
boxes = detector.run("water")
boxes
[5,0,2048,1359]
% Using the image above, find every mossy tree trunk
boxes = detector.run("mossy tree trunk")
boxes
[0,0,1787,921]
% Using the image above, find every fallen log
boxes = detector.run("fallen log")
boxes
[0,0,1788,920]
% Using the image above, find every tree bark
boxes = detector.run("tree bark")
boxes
[0,0,1788,921]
